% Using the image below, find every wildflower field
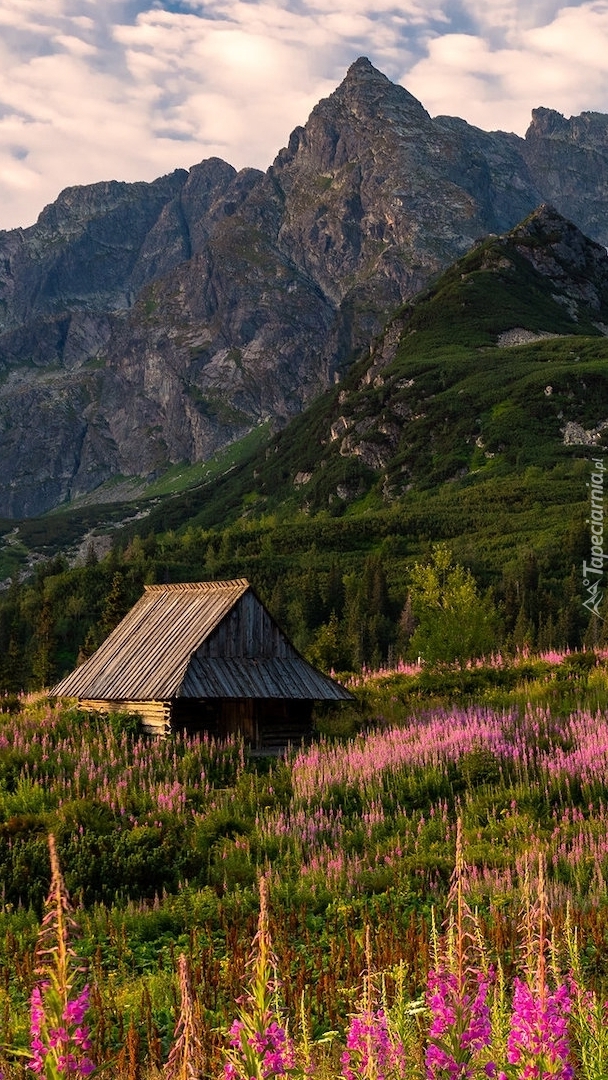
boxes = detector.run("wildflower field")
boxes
[2,651,608,1076]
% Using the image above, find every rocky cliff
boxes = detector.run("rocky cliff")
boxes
[2,57,608,517]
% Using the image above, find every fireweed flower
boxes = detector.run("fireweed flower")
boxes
[224,1018,295,1079]
[424,818,496,1079]
[27,982,95,1078]
[252,1021,296,1075]
[222,876,296,1080]
[498,978,573,1080]
[341,1007,405,1080]
[25,838,96,1080]
[425,967,494,1080]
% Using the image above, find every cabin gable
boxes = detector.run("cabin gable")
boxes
[195,591,296,661]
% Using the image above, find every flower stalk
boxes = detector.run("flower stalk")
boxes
[26,835,96,1079]
[223,874,296,1080]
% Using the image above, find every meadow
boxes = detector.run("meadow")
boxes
[1,650,608,1076]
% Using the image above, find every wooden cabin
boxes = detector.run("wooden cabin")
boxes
[52,579,352,748]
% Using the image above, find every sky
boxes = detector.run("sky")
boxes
[1,0,608,231]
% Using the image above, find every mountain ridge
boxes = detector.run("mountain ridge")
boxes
[210,203,608,515]
[2,60,608,517]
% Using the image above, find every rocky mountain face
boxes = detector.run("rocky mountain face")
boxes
[3,57,608,517]
[184,203,608,531]
[318,204,608,497]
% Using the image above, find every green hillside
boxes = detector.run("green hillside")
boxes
[1,207,607,688]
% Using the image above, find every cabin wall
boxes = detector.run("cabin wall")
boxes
[80,696,313,748]
[79,699,171,736]
[256,700,313,750]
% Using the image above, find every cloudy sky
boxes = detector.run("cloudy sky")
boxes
[0,0,607,231]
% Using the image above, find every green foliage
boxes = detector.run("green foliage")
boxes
[0,467,595,690]
[107,709,142,738]
[407,544,500,666]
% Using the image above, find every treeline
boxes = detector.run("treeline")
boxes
[0,501,596,693]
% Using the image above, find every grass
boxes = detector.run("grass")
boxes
[140,425,272,498]
[2,650,608,1074]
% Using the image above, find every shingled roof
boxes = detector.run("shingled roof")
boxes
[53,579,351,703]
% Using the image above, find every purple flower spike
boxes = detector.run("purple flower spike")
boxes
[27,982,96,1079]
[342,1007,405,1080]
[504,979,573,1080]
[425,967,493,1080]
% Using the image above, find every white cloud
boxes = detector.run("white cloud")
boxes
[525,2,608,68]
[405,2,608,134]
[0,0,606,230]
[52,34,98,56]
[458,0,572,37]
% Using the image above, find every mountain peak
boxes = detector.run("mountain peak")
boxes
[333,55,429,117]
[512,203,569,232]
[526,108,569,140]
[273,55,429,177]
[343,56,389,83]
[499,204,608,320]
[510,202,607,255]
[526,107,608,153]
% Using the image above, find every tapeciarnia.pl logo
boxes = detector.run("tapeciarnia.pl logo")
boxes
[582,457,606,619]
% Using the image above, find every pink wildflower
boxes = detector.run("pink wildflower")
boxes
[341,1008,405,1080]
[224,1020,295,1078]
[27,982,96,1078]
[499,978,573,1080]
[425,968,494,1079]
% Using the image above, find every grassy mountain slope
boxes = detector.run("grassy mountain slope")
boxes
[122,206,607,542]
[5,206,607,565]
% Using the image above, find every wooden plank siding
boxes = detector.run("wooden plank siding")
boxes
[80,697,313,747]
[172,699,313,749]
[79,699,171,736]
[198,591,292,659]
